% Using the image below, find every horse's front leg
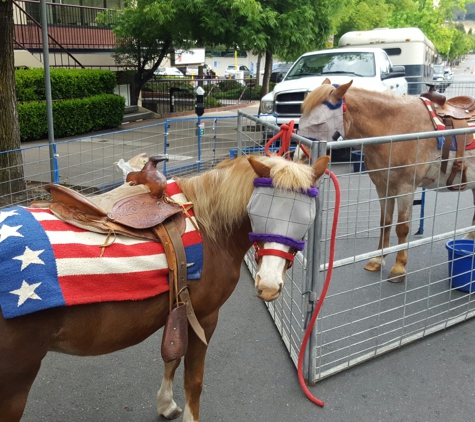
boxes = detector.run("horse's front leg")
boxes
[365,195,395,272]
[388,194,414,283]
[182,311,219,422]
[157,358,183,420]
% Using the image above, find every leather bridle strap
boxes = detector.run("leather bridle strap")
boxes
[154,220,208,346]
[254,242,296,268]
[257,248,296,262]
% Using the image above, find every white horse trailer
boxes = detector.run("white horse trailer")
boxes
[338,27,436,95]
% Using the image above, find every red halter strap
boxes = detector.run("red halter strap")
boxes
[253,242,296,269]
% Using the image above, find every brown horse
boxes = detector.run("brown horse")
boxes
[0,154,329,422]
[298,78,475,283]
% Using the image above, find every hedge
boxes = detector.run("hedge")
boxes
[18,94,125,141]
[16,68,124,141]
[15,68,117,101]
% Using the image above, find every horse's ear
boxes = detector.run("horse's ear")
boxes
[332,80,353,101]
[322,78,331,85]
[248,156,271,178]
[312,155,330,184]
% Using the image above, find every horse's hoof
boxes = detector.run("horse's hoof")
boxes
[161,406,183,420]
[364,259,382,272]
[388,272,406,283]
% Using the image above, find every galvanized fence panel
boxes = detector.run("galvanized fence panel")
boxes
[310,127,475,382]
[236,108,475,384]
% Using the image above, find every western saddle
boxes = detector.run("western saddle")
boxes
[421,85,475,190]
[33,155,207,359]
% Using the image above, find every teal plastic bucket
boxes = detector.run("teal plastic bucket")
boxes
[445,239,475,293]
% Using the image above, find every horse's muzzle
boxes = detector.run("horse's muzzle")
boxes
[255,279,283,302]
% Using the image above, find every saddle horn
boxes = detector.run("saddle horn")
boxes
[126,155,168,199]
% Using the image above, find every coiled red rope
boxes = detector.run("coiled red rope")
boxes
[264,121,295,159]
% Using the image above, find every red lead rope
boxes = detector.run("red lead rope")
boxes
[264,120,312,159]
[262,125,340,406]
[265,121,295,159]
[297,169,340,407]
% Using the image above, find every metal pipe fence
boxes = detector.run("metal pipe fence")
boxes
[142,77,259,115]
[236,110,475,384]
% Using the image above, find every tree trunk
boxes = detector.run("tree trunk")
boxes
[260,50,273,98]
[0,0,26,198]
[256,54,262,86]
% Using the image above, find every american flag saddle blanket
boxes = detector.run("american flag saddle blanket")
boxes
[0,180,203,319]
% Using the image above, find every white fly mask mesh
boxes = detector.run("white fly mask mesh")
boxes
[298,96,345,142]
[246,178,318,250]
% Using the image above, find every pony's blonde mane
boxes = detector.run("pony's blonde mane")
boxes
[176,155,315,241]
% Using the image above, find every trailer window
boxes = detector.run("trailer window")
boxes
[383,48,402,56]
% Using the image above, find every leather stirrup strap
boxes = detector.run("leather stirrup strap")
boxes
[442,117,468,190]
[154,221,208,346]
[441,117,453,175]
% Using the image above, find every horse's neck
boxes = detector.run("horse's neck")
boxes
[346,94,432,138]
[176,167,254,247]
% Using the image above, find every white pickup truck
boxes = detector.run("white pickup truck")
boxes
[259,47,408,141]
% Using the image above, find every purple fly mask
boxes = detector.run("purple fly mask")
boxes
[298,96,345,141]
[247,178,318,252]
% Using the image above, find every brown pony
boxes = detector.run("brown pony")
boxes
[0,154,329,422]
[298,78,475,283]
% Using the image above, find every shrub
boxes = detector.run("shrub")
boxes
[18,94,125,141]
[16,68,124,141]
[15,68,117,101]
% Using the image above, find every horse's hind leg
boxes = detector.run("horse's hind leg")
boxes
[157,358,183,420]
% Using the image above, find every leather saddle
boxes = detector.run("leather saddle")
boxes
[33,154,208,352]
[42,155,186,241]
[421,85,475,190]
[421,86,475,120]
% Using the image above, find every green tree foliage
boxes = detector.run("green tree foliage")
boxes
[97,0,269,105]
[335,0,393,40]
[248,0,346,96]
[98,0,345,102]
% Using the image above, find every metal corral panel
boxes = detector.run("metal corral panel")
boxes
[238,110,475,384]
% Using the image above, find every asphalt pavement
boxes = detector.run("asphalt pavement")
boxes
[18,70,475,422]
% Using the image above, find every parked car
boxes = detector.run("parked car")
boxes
[154,67,184,77]
[224,65,251,79]
[259,47,407,158]
[432,64,451,92]
[177,64,213,77]
[270,63,293,83]
[445,67,453,81]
